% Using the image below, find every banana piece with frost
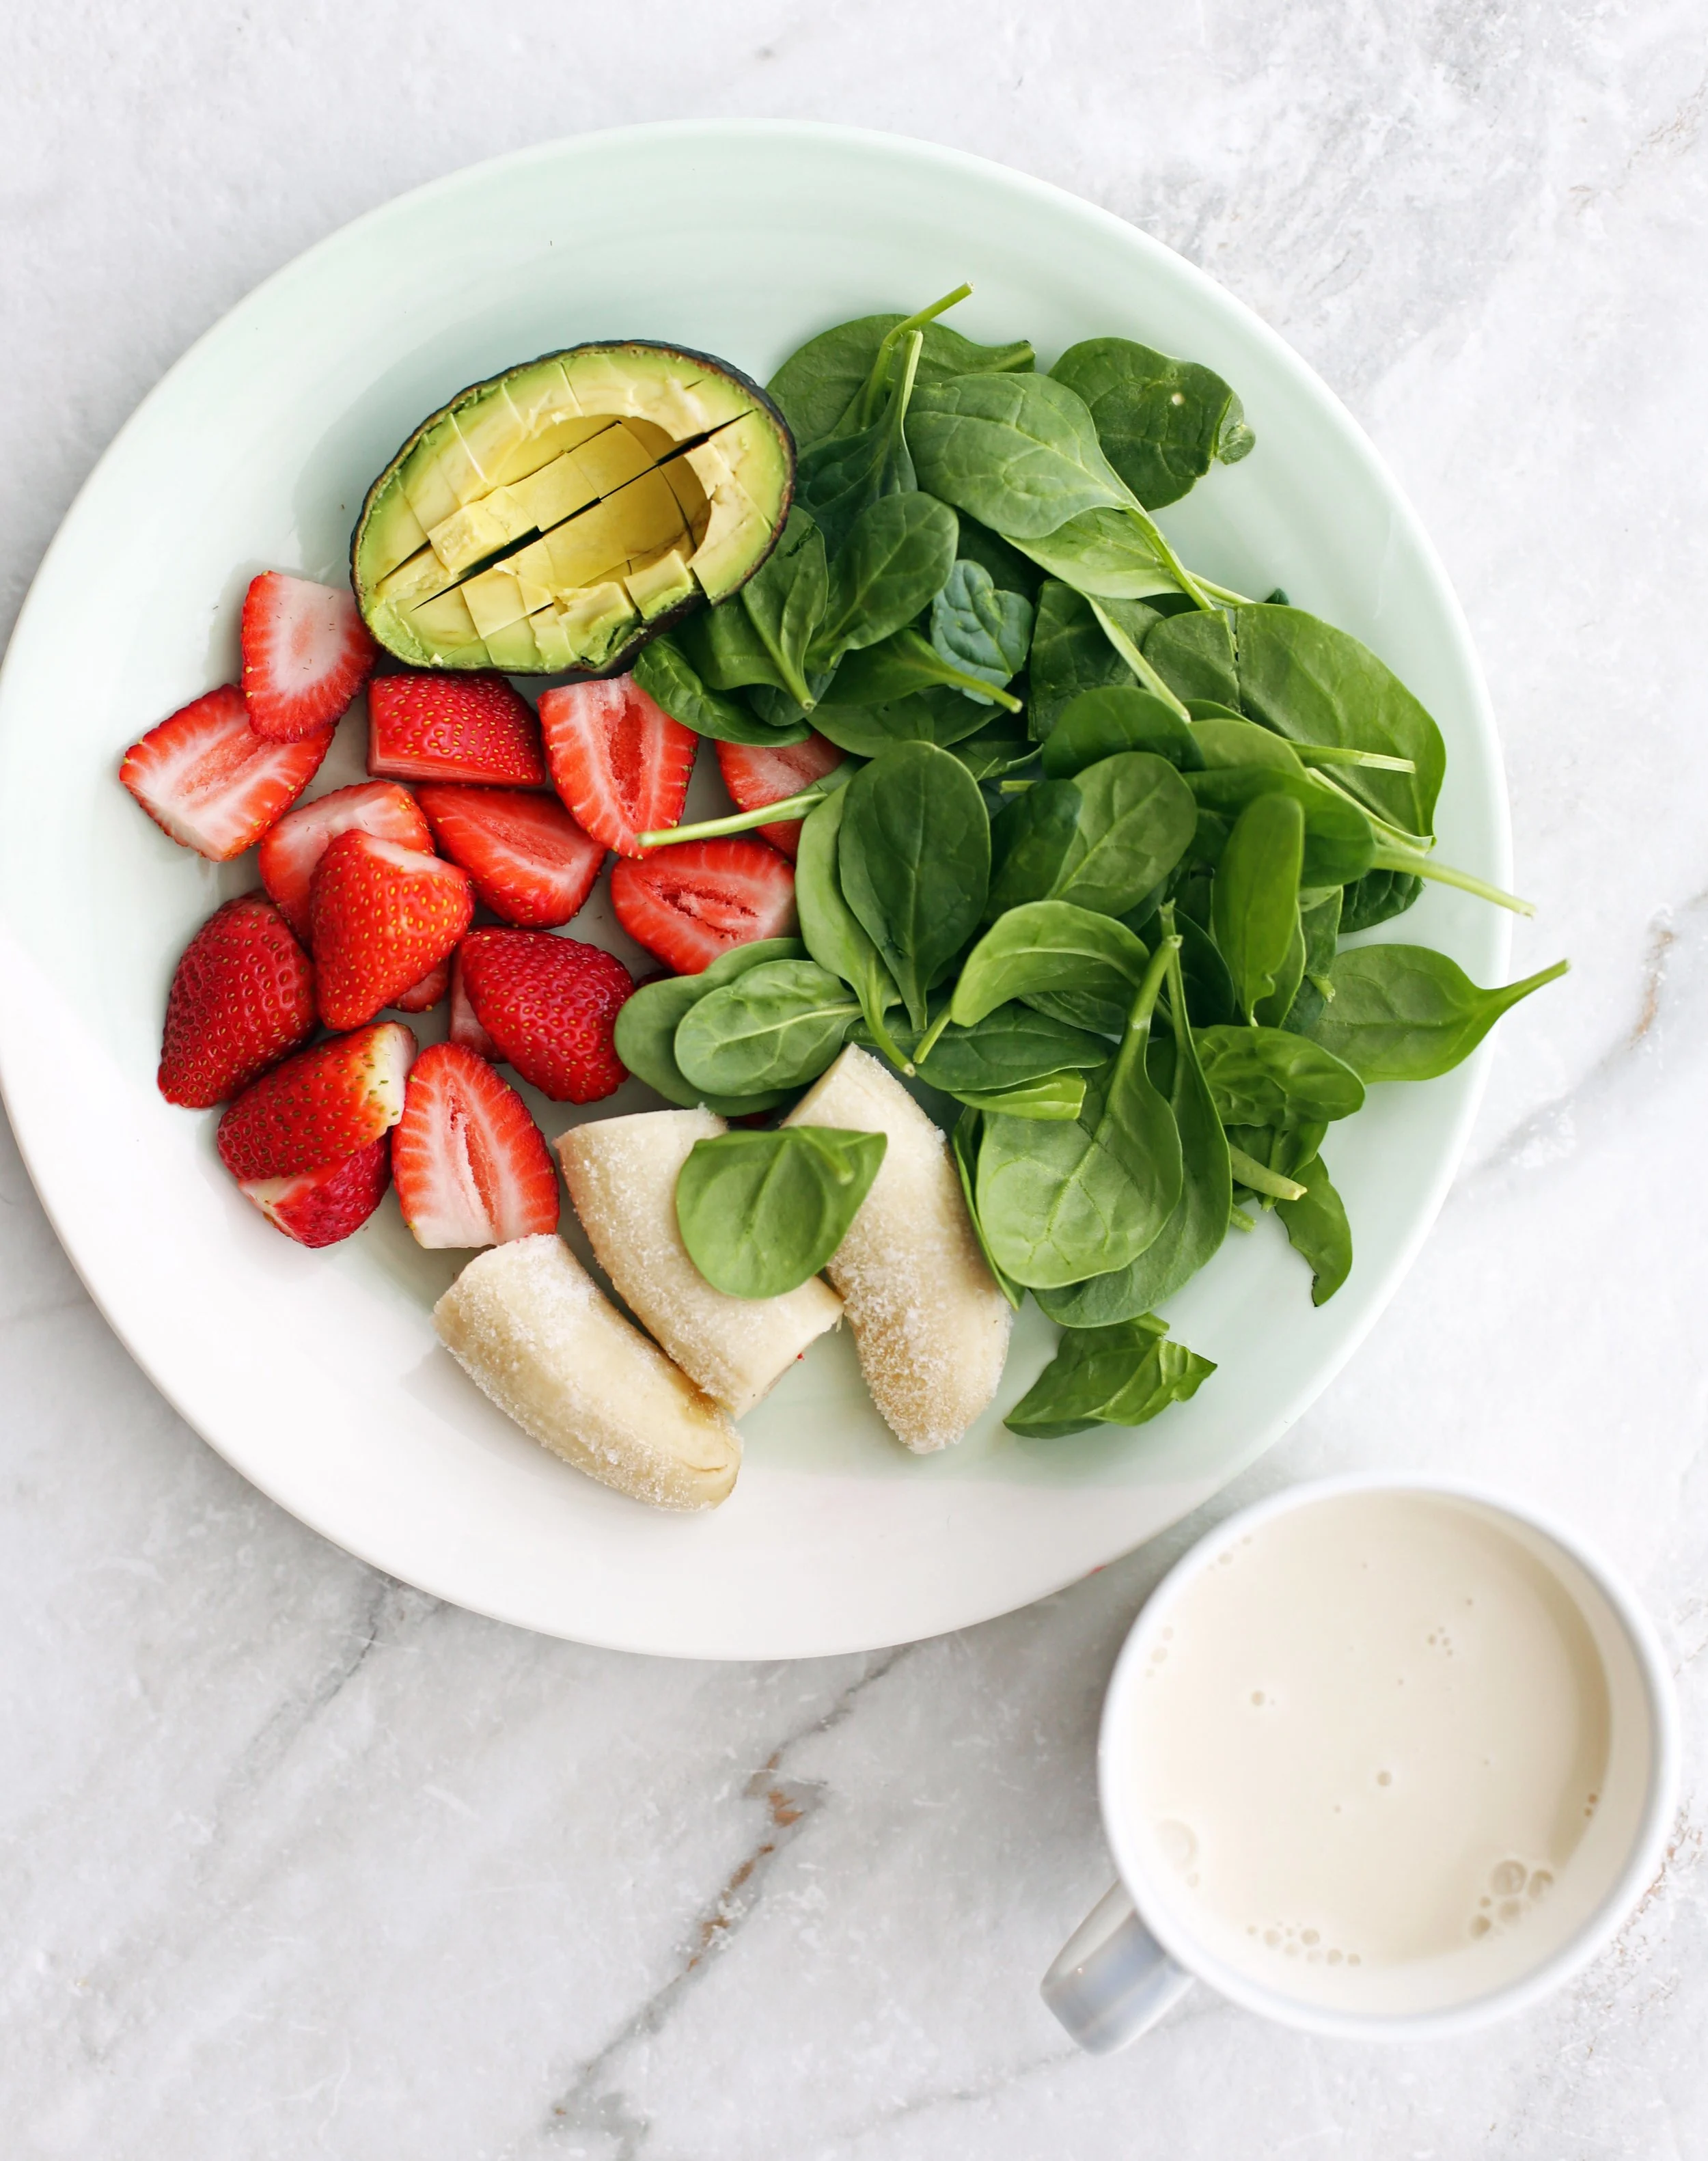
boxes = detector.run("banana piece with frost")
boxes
[784,1045,1012,1453]
[434,1234,739,1511]
[557,1107,842,1418]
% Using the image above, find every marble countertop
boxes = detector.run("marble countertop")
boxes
[4,5,1705,2154]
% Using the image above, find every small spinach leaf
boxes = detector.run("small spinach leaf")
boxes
[853,1001,1108,1090]
[1041,687,1203,777]
[905,372,1136,538]
[612,938,807,1116]
[951,900,1150,1029]
[1176,911,1239,1028]
[954,511,1044,602]
[633,634,811,745]
[930,560,1034,700]
[950,713,1038,780]
[987,752,1198,921]
[793,788,906,1061]
[1028,580,1142,740]
[1340,866,1423,934]
[824,625,1021,714]
[950,1109,1022,1310]
[1010,506,1185,601]
[1306,948,1569,1081]
[808,491,959,673]
[948,1071,1087,1120]
[1194,1027,1365,1127]
[1274,1152,1353,1305]
[1005,1318,1214,1438]
[838,742,992,1030]
[739,508,829,708]
[796,333,922,554]
[1212,792,1305,1021]
[674,959,859,1095]
[676,1127,887,1299]
[810,685,995,756]
[767,305,1034,452]
[1051,337,1254,508]
[1187,767,1377,887]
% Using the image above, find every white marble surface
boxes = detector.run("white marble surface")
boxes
[3,3,1706,2153]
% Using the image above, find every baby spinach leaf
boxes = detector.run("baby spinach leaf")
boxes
[954,511,1043,602]
[1273,1153,1353,1305]
[1252,909,1307,1029]
[976,941,1183,1287]
[739,507,829,707]
[838,742,992,1030]
[674,959,859,1095]
[1213,792,1305,1021]
[808,491,960,673]
[1340,866,1423,933]
[1306,948,1569,1081]
[825,626,1021,714]
[1028,581,1142,739]
[793,788,906,1062]
[1042,687,1203,777]
[1037,914,1230,1326]
[633,635,811,745]
[1187,767,1377,887]
[676,1127,887,1300]
[950,1108,1022,1310]
[1276,886,1344,1036]
[1176,911,1239,1028]
[906,372,1137,538]
[1194,1027,1365,1127]
[681,594,794,695]
[1142,606,1239,707]
[853,1000,1108,1090]
[930,560,1034,700]
[1189,715,1306,773]
[1051,337,1254,508]
[986,752,1198,921]
[1010,506,1185,601]
[767,303,1034,452]
[1005,1318,1214,1439]
[811,685,992,756]
[1224,1121,1327,1194]
[951,900,1150,1029]
[946,1071,1086,1120]
[797,333,922,555]
[612,938,807,1116]
[950,714,1037,780]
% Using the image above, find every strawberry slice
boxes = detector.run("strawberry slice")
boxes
[368,671,546,786]
[241,573,376,741]
[538,675,696,859]
[309,833,474,1030]
[393,956,450,1012]
[237,1137,392,1248]
[610,838,797,974]
[258,780,432,944]
[448,948,501,1061]
[120,686,332,861]
[217,1021,415,1181]
[158,894,316,1107]
[391,1041,560,1249]
[458,928,631,1103]
[714,734,846,860]
[415,785,604,928]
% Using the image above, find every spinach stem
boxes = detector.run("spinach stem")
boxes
[1194,576,1257,607]
[1294,743,1416,774]
[1306,769,1432,851]
[636,786,831,849]
[1111,936,1181,1096]
[909,1004,956,1070]
[859,284,972,424]
[1226,1145,1308,1201]
[1088,598,1193,721]
[858,991,914,1075]
[1370,845,1536,918]
[1127,507,1218,611]
[1228,1203,1256,1233]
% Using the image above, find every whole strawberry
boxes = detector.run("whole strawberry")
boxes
[158,894,316,1107]
[458,928,632,1103]
[217,1021,415,1181]
[309,831,473,1030]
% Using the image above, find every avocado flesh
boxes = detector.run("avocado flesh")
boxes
[353,343,793,673]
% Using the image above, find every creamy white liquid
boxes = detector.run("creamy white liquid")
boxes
[1122,1492,1648,2015]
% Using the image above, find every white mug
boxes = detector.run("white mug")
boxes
[1042,1472,1679,2051]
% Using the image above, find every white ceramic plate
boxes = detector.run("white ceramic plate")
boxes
[0,123,1509,1659]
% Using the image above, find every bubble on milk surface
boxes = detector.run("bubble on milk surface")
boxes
[1467,1858,1556,1942]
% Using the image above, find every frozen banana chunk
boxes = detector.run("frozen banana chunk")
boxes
[557,1108,842,1418]
[784,1045,1012,1453]
[433,1234,739,1511]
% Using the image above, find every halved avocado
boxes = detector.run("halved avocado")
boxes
[352,343,796,674]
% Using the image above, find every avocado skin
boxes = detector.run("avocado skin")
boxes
[350,341,796,677]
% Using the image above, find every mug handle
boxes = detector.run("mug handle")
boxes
[1041,1882,1194,2052]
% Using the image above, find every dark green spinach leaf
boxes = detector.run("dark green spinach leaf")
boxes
[674,959,859,1096]
[793,787,907,1063]
[950,1108,1022,1310]
[612,938,807,1116]
[930,560,1034,699]
[1274,1152,1353,1305]
[796,332,922,554]
[808,492,959,673]
[1194,1027,1365,1127]
[1340,866,1423,934]
[767,302,1034,451]
[1212,791,1305,1021]
[676,1127,887,1299]
[1051,336,1254,508]
[734,508,828,708]
[987,752,1198,921]
[950,900,1150,1029]
[1041,687,1202,777]
[853,1000,1108,1090]
[1005,1318,1214,1438]
[633,634,811,745]
[1307,947,1569,1080]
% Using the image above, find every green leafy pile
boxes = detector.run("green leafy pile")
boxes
[622,289,1567,1442]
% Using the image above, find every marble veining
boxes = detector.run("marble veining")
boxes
[4,3,1707,2156]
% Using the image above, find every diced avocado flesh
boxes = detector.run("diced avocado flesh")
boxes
[352,342,794,674]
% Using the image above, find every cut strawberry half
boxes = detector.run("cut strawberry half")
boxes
[537,675,696,859]
[391,1041,560,1249]
[447,948,501,1061]
[237,1136,392,1248]
[241,573,376,741]
[258,779,432,945]
[609,838,797,974]
[714,733,846,860]
[368,671,547,786]
[120,686,332,861]
[217,1021,415,1182]
[309,832,474,1030]
[457,928,632,1103]
[415,785,604,928]
[393,956,450,1012]
[158,894,316,1107]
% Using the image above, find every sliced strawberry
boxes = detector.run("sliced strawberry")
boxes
[391,1041,560,1249]
[393,956,450,1012]
[258,780,432,945]
[368,672,546,786]
[309,833,473,1031]
[120,686,332,861]
[538,675,696,859]
[610,838,797,974]
[241,573,376,741]
[415,785,604,928]
[458,928,631,1103]
[217,1021,415,1181]
[237,1137,392,1248]
[448,948,501,1060]
[158,894,316,1107]
[714,734,846,860]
